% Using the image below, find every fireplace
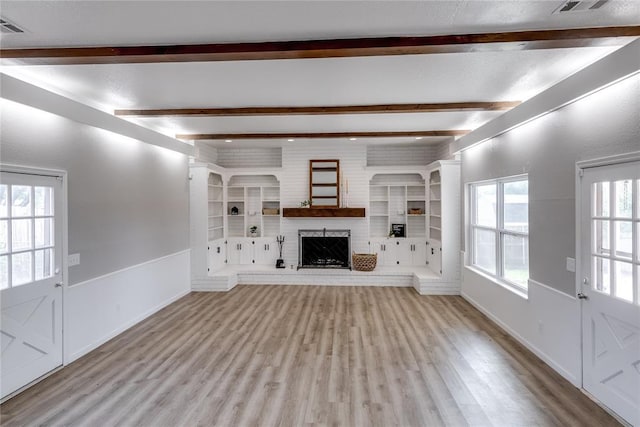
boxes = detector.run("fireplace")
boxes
[298,229,351,269]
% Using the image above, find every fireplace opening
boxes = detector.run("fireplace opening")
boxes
[298,229,351,269]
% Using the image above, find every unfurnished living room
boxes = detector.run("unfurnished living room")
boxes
[0,1,639,426]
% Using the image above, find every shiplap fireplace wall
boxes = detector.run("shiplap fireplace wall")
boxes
[194,141,447,268]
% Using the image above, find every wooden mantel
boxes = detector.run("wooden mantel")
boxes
[283,208,365,218]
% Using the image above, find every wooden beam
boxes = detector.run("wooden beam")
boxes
[175,130,469,140]
[114,101,520,117]
[3,27,638,65]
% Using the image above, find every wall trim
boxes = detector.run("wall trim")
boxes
[461,285,580,387]
[70,248,190,288]
[65,249,191,363]
[68,288,190,363]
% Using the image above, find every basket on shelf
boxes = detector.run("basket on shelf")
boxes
[262,208,279,215]
[409,208,423,215]
[352,252,377,271]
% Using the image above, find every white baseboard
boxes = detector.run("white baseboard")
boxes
[64,250,191,364]
[461,287,580,387]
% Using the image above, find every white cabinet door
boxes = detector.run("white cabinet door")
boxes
[428,240,442,274]
[254,238,278,266]
[227,238,252,265]
[208,238,226,272]
[369,240,387,265]
[410,239,428,265]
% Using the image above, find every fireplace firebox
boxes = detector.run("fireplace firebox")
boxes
[298,229,351,269]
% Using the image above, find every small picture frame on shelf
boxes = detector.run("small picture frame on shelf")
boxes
[391,223,405,238]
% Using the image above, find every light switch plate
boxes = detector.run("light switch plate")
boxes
[68,253,80,267]
[566,257,576,273]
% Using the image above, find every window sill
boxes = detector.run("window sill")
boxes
[465,265,529,300]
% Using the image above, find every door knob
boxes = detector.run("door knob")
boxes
[577,292,588,300]
[55,283,63,288]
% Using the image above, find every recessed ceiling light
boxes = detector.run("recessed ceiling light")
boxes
[349,138,357,141]
[225,139,232,142]
[287,139,295,142]
[415,137,423,140]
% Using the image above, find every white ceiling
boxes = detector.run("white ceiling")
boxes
[0,1,638,149]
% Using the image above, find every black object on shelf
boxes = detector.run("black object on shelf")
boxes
[391,223,406,238]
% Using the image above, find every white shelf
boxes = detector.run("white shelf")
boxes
[430,226,441,231]
[430,214,441,218]
[262,214,280,217]
[408,214,426,217]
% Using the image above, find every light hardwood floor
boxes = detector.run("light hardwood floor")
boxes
[1,285,620,426]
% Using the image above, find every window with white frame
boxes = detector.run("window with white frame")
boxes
[470,175,529,290]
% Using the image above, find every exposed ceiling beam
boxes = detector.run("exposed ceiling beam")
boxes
[115,101,520,117]
[176,131,469,140]
[3,27,639,65]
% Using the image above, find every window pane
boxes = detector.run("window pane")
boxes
[613,261,633,302]
[11,185,31,217]
[0,185,7,218]
[34,186,54,216]
[503,234,529,287]
[473,228,496,274]
[593,220,610,256]
[12,251,32,287]
[35,218,54,248]
[614,180,632,218]
[0,220,7,254]
[593,256,610,294]
[593,181,610,217]
[503,180,529,233]
[11,219,32,251]
[475,184,497,228]
[0,255,8,289]
[35,249,54,281]
[614,221,632,259]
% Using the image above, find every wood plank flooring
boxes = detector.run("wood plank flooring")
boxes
[1,286,620,426]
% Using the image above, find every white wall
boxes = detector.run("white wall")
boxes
[460,73,640,385]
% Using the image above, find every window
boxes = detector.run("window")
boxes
[470,176,529,290]
[591,179,639,304]
[0,183,55,289]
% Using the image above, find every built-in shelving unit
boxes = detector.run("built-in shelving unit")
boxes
[369,174,426,238]
[227,175,280,237]
[208,173,224,241]
[189,164,227,284]
[428,169,442,242]
[425,160,461,280]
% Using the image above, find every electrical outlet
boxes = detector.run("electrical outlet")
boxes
[566,257,576,273]
[68,253,80,267]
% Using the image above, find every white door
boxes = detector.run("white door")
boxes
[1,171,63,399]
[581,161,639,426]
